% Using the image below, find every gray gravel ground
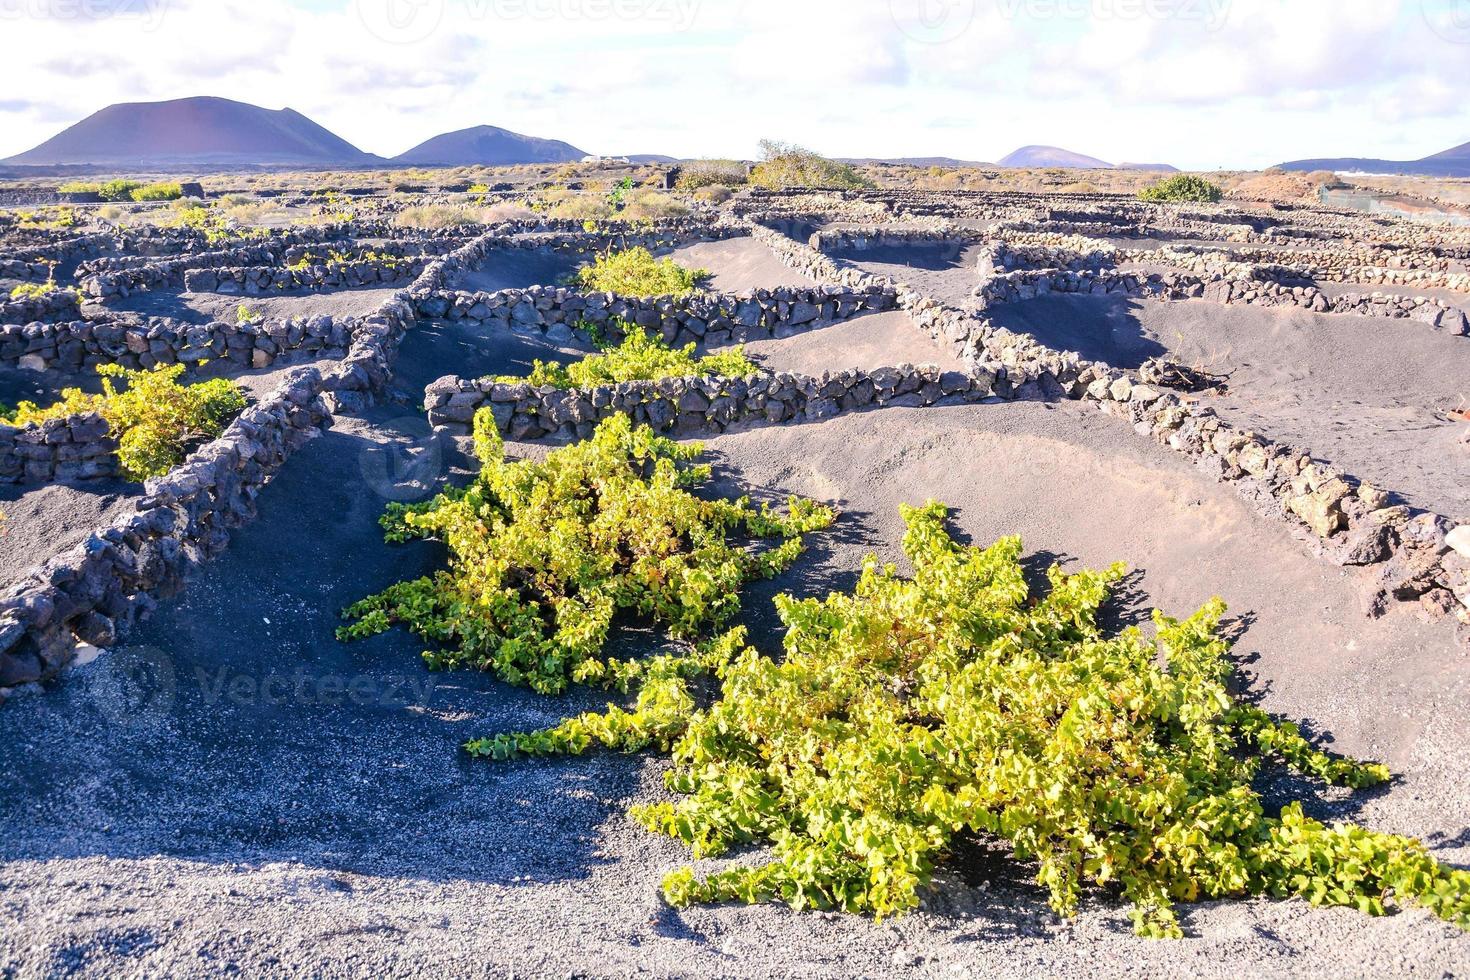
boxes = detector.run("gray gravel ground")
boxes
[985,293,1470,519]
[734,310,966,375]
[107,284,403,324]
[835,243,990,308]
[1,400,1465,978]
[665,238,818,293]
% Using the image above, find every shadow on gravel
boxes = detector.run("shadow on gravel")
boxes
[985,294,1168,369]
[830,242,973,272]
[0,406,640,888]
[392,316,593,397]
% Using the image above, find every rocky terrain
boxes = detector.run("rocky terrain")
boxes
[0,177,1466,978]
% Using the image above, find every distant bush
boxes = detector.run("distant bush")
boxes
[482,201,536,223]
[393,204,481,230]
[1307,170,1341,188]
[621,190,689,221]
[693,185,733,205]
[130,182,183,202]
[576,246,708,297]
[1138,174,1223,203]
[15,207,79,230]
[97,179,144,202]
[1,364,246,481]
[57,180,101,195]
[676,160,748,190]
[749,140,873,190]
[504,322,755,389]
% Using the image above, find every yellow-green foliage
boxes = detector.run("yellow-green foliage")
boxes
[170,204,269,244]
[750,140,873,191]
[2,364,246,481]
[15,207,79,230]
[576,247,707,297]
[1138,174,1223,203]
[475,501,1470,938]
[287,247,405,272]
[58,181,101,194]
[508,322,756,389]
[98,179,144,202]
[7,281,75,302]
[130,182,184,202]
[338,413,834,695]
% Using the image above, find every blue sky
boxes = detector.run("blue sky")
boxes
[1,0,1468,168]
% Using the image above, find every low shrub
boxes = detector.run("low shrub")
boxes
[1,364,246,481]
[393,204,481,230]
[621,190,689,221]
[575,246,708,297]
[693,185,733,205]
[1138,174,1223,203]
[97,179,144,202]
[476,501,1470,937]
[57,180,101,195]
[750,140,873,191]
[677,160,748,190]
[16,207,79,230]
[8,280,75,302]
[503,321,755,389]
[130,182,184,202]
[338,413,834,694]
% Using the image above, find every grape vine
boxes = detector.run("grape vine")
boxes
[338,412,834,694]
[475,500,1470,937]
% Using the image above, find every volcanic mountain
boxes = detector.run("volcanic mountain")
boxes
[1276,140,1470,177]
[393,125,587,166]
[998,145,1113,169]
[2,96,380,168]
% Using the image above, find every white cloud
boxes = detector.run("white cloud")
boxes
[0,0,1466,167]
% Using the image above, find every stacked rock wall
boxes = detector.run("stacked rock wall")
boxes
[413,281,897,348]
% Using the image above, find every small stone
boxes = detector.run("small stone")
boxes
[1447,525,1470,560]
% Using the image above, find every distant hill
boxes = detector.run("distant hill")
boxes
[625,154,679,164]
[393,125,586,166]
[839,156,994,168]
[1117,162,1179,173]
[998,145,1112,169]
[2,96,380,168]
[1276,139,1470,177]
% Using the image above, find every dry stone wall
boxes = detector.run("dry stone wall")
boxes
[414,281,898,348]
[0,412,118,484]
[425,363,992,438]
[0,288,81,325]
[0,228,500,692]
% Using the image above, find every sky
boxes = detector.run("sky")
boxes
[0,0,1468,169]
